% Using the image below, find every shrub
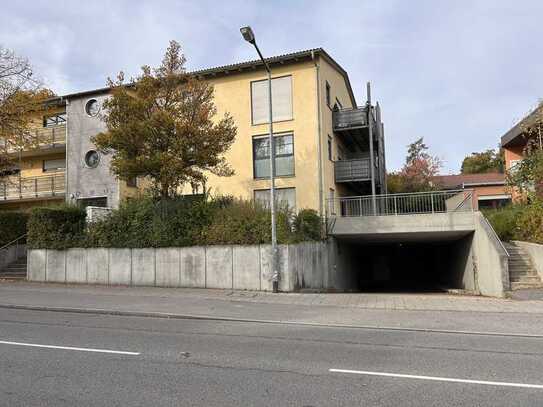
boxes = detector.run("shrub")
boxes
[27,205,86,249]
[483,205,524,242]
[515,200,543,244]
[201,199,294,245]
[0,212,28,247]
[293,209,322,241]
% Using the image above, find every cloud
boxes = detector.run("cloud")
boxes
[1,0,542,172]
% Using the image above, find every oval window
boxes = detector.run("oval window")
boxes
[84,150,100,168]
[85,99,100,116]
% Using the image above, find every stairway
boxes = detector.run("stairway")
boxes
[0,255,27,280]
[504,242,543,290]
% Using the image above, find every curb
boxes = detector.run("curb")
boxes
[2,303,543,339]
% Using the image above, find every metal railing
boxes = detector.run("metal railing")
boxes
[335,158,371,182]
[1,125,66,153]
[327,190,474,217]
[1,173,65,201]
[0,234,26,272]
[333,107,368,130]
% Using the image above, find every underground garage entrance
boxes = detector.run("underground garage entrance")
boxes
[333,231,475,293]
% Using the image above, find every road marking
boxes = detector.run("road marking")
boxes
[0,340,140,355]
[329,368,543,389]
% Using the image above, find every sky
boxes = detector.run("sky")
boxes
[1,0,542,173]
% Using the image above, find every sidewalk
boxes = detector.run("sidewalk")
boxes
[2,281,543,335]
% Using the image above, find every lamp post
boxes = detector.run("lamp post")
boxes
[240,26,279,293]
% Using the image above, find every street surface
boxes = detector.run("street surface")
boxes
[2,308,543,406]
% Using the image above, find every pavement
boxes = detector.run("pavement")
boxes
[2,307,543,406]
[2,282,543,335]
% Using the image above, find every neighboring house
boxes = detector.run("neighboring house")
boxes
[501,104,543,174]
[432,173,511,210]
[0,48,386,214]
[0,98,67,210]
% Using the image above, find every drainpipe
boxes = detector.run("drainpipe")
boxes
[312,51,324,216]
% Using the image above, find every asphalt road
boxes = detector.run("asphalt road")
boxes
[1,309,543,406]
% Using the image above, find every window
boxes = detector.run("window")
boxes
[325,81,331,107]
[85,99,100,116]
[77,197,108,209]
[329,188,335,215]
[43,113,66,127]
[84,150,100,168]
[251,76,292,124]
[43,159,66,172]
[253,133,294,178]
[126,177,137,188]
[509,159,521,170]
[254,188,296,211]
[327,135,333,161]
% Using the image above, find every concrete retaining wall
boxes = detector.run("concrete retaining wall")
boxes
[513,241,543,280]
[28,242,328,292]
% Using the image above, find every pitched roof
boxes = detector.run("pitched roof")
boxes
[60,48,358,107]
[501,103,543,148]
[432,173,505,189]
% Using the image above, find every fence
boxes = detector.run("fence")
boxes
[327,190,474,217]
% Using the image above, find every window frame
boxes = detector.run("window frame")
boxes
[250,75,293,125]
[327,135,333,161]
[42,158,66,173]
[252,132,295,179]
[325,81,331,108]
[254,187,297,211]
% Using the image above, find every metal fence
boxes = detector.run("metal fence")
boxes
[1,173,65,201]
[0,125,66,152]
[334,158,371,182]
[327,190,474,217]
[333,107,368,130]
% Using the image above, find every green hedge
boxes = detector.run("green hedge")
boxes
[27,205,86,249]
[28,196,323,249]
[484,201,543,244]
[0,212,28,247]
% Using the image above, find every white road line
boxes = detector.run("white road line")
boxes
[329,369,543,390]
[0,340,140,355]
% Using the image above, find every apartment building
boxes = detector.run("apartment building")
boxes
[0,48,386,214]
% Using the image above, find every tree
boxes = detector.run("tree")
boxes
[0,46,53,173]
[93,40,237,199]
[461,148,504,174]
[388,137,442,193]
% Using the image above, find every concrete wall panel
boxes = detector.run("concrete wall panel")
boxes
[260,244,273,291]
[109,248,131,285]
[206,246,233,289]
[132,248,155,286]
[27,249,46,282]
[46,250,66,283]
[155,248,180,287]
[180,246,205,288]
[233,245,260,290]
[66,249,87,283]
[86,248,109,284]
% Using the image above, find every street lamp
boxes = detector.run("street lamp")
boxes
[240,26,279,293]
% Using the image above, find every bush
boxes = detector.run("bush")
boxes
[293,209,322,241]
[515,201,543,244]
[27,196,321,249]
[27,205,86,249]
[201,199,294,245]
[483,205,524,242]
[0,212,28,247]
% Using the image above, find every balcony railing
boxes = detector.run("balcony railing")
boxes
[1,173,65,201]
[1,125,66,153]
[327,190,474,217]
[333,107,368,131]
[335,158,371,183]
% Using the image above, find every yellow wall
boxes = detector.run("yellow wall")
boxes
[180,60,321,211]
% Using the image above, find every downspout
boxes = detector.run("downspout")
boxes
[312,51,324,216]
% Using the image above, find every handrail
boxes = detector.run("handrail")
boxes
[0,234,27,251]
[334,189,473,199]
[479,214,510,258]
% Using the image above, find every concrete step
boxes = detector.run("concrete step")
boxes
[511,281,543,290]
[510,276,542,283]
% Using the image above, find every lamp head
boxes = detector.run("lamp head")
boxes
[240,26,255,44]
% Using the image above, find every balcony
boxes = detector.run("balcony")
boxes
[333,107,368,131]
[1,173,65,202]
[2,125,66,156]
[335,158,371,183]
